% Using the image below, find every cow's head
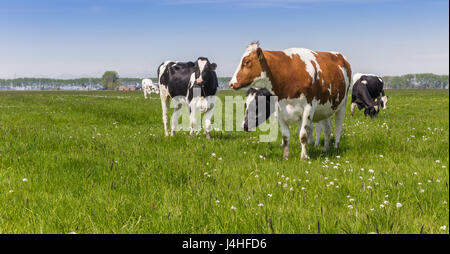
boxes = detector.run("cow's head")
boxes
[193,57,217,86]
[242,88,276,131]
[364,99,381,118]
[229,42,267,89]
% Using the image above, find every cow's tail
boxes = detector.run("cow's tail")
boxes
[341,56,352,99]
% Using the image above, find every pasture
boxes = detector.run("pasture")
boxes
[0,89,448,234]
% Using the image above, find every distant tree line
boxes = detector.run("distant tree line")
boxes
[1,73,448,90]
[382,73,449,89]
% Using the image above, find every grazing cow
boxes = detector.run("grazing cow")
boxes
[229,42,351,160]
[158,57,218,138]
[243,87,333,149]
[142,78,159,99]
[351,73,388,118]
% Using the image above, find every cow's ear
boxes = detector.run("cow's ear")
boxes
[187,61,195,67]
[210,63,217,71]
[246,87,256,96]
[256,48,264,61]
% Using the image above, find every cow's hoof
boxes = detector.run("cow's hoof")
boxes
[206,133,211,139]
[283,147,289,160]
[170,131,175,136]
[301,154,310,160]
[164,131,169,137]
[189,132,194,138]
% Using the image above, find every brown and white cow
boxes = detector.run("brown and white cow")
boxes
[229,42,351,160]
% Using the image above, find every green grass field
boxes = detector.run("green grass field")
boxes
[0,89,448,234]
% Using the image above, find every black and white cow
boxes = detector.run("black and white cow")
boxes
[243,88,333,150]
[158,57,218,138]
[241,87,276,132]
[142,78,159,99]
[351,73,388,118]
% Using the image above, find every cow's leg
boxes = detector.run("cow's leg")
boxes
[203,108,214,139]
[144,89,148,99]
[203,98,215,139]
[315,121,323,146]
[350,102,357,118]
[322,117,332,152]
[170,100,182,136]
[307,121,314,145]
[299,104,315,160]
[279,117,290,160]
[334,105,346,149]
[298,120,313,145]
[159,87,170,137]
[189,103,197,137]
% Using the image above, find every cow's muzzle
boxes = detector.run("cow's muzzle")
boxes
[195,78,203,84]
[229,82,239,89]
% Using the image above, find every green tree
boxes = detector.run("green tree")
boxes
[101,71,121,90]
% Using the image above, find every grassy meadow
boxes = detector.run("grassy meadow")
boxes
[0,89,448,234]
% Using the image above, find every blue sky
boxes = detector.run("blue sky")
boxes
[1,0,448,78]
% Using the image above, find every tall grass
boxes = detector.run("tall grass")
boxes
[0,89,448,233]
